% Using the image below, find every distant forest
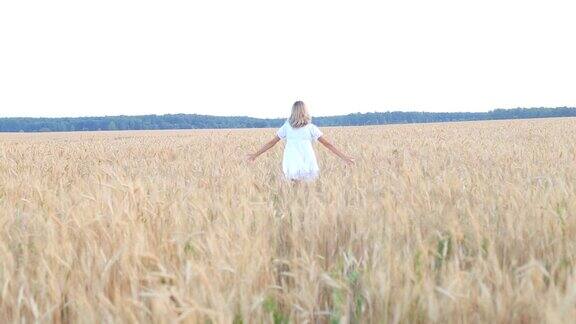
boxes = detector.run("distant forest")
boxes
[1,107,575,133]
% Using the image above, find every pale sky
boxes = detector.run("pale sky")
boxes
[1,0,575,119]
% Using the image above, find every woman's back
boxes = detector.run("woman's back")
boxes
[276,121,323,180]
[277,121,323,141]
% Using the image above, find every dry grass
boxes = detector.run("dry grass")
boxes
[1,118,576,323]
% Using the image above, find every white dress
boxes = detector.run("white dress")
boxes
[276,121,323,181]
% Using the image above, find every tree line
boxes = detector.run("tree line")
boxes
[0,107,575,132]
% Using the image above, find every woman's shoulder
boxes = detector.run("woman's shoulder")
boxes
[307,123,323,139]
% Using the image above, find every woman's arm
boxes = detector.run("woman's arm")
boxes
[318,136,355,165]
[247,136,281,162]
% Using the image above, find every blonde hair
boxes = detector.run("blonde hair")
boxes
[289,101,311,128]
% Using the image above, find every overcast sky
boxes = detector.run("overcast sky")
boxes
[1,0,575,119]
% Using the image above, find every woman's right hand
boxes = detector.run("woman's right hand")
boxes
[246,153,257,162]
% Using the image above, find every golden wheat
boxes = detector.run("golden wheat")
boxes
[1,118,576,323]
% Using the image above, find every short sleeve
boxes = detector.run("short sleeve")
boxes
[276,122,288,139]
[310,124,323,140]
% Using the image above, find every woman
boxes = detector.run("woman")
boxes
[247,101,354,181]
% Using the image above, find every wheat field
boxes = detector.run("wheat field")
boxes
[1,118,576,323]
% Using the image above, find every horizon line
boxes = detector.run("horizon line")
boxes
[1,106,575,120]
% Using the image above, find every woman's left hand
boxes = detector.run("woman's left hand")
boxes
[343,156,355,165]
